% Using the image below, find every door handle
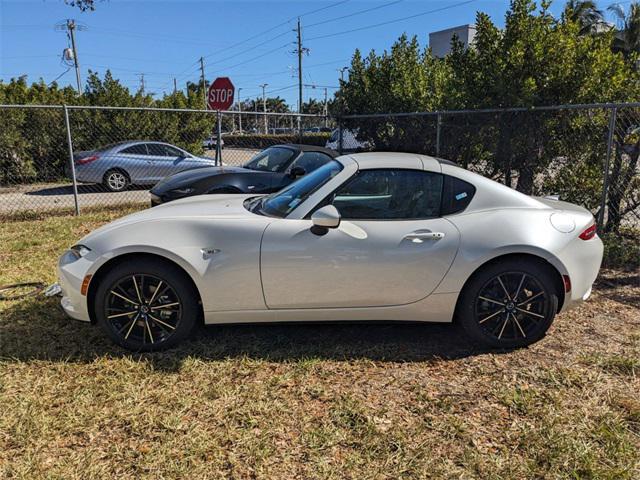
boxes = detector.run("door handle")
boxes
[404,232,445,243]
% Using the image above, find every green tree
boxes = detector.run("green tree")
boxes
[608,2,640,59]
[563,0,605,34]
[341,0,636,198]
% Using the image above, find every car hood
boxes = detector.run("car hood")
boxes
[80,194,261,244]
[152,165,254,192]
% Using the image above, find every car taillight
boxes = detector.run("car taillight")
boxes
[76,155,99,165]
[579,223,597,240]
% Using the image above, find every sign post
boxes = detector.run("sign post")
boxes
[207,77,234,166]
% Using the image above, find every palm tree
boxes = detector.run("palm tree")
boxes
[608,2,640,58]
[564,0,606,34]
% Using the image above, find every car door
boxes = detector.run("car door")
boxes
[144,143,185,181]
[260,168,461,309]
[117,143,152,183]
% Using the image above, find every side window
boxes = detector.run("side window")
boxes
[291,152,331,173]
[147,144,177,157]
[332,169,443,220]
[163,145,183,157]
[120,144,148,155]
[441,175,476,215]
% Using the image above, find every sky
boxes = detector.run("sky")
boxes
[0,0,596,107]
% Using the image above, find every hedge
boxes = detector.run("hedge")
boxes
[223,133,331,149]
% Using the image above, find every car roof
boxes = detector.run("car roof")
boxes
[344,152,446,172]
[277,143,339,157]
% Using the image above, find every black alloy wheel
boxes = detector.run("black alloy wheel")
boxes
[95,259,198,351]
[458,259,558,348]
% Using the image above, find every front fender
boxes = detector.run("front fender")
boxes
[83,217,271,312]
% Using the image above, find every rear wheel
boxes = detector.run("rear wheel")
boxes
[103,169,130,192]
[94,259,199,351]
[457,259,558,348]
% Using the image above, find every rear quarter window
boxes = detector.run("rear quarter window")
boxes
[441,175,476,215]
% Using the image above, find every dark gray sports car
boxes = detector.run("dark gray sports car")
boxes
[149,144,338,206]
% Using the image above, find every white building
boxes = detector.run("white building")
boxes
[429,24,476,58]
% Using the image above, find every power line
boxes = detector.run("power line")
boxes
[0,54,58,59]
[86,26,229,46]
[201,0,350,61]
[48,68,71,86]
[165,0,350,90]
[306,0,478,41]
[305,0,404,28]
[207,42,292,76]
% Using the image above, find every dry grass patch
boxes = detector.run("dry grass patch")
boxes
[1,209,639,479]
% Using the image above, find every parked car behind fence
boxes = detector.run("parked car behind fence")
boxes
[69,140,218,192]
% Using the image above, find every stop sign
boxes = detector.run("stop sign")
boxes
[207,77,235,110]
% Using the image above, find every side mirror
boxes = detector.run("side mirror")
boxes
[289,166,306,178]
[311,205,341,232]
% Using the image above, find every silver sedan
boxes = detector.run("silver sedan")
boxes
[55,152,603,351]
[70,140,216,192]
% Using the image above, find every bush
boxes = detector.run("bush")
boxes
[601,227,640,269]
[223,133,330,149]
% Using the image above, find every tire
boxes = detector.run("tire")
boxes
[103,169,130,192]
[94,258,199,351]
[456,259,558,349]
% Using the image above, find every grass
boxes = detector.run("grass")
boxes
[1,207,639,479]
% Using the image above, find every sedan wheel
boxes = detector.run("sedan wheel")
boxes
[104,170,129,192]
[95,259,199,351]
[458,260,558,348]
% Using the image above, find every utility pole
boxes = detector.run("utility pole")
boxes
[67,19,82,93]
[323,87,328,127]
[173,78,177,95]
[139,73,145,94]
[200,56,207,109]
[237,87,243,134]
[339,67,348,83]
[259,83,268,134]
[297,18,303,117]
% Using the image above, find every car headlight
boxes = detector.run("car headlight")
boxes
[60,244,92,265]
[171,187,195,196]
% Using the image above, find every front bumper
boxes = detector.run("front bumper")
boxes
[57,251,93,322]
[150,192,163,206]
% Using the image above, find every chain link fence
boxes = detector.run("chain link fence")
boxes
[1,103,638,236]
[340,103,640,234]
[0,105,331,217]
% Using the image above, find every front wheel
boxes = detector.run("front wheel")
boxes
[94,259,199,351]
[457,259,558,349]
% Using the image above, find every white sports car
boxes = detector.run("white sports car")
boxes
[56,153,603,351]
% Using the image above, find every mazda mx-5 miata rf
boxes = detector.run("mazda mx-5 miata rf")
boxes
[55,153,603,351]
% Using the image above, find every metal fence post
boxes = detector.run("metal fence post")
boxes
[338,118,344,155]
[436,112,442,157]
[599,106,617,227]
[216,110,222,166]
[63,104,80,216]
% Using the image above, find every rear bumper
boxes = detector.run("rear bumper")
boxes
[556,234,603,312]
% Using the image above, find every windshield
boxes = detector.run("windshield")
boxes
[249,160,343,218]
[243,146,296,172]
